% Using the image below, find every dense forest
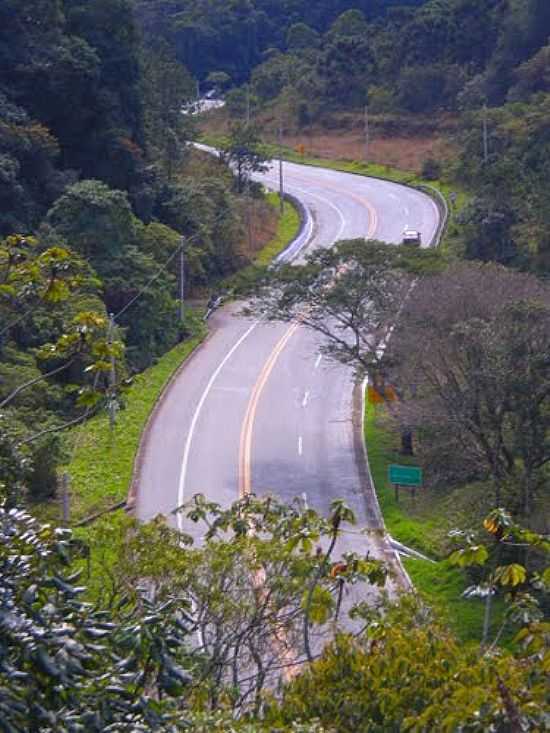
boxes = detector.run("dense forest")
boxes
[134,0,426,82]
[1,1,549,730]
[0,0,263,500]
[140,0,550,268]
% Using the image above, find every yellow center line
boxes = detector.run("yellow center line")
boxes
[237,174,379,678]
[238,322,300,497]
[267,169,379,239]
[239,176,378,496]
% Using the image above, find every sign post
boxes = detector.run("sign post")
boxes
[388,464,423,503]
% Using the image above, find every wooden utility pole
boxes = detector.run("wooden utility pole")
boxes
[179,237,185,323]
[364,104,370,164]
[483,105,489,163]
[278,124,284,214]
[246,181,253,254]
[108,313,116,433]
[244,87,253,252]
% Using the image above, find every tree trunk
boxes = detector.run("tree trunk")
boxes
[400,429,414,456]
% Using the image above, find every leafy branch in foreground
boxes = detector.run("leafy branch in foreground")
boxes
[450,507,550,647]
[0,505,193,732]
[265,593,549,733]
[86,494,388,715]
[1,498,547,731]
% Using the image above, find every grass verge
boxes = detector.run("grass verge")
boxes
[365,401,503,643]
[254,192,301,266]
[62,330,205,524]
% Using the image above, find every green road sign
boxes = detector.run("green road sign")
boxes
[388,464,423,487]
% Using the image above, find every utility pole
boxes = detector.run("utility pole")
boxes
[364,104,370,165]
[482,104,489,163]
[108,313,116,434]
[244,85,253,252]
[278,124,284,214]
[179,237,185,323]
[195,79,200,114]
[246,177,253,254]
[60,472,70,523]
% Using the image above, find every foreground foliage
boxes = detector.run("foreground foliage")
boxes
[0,506,193,731]
[266,600,549,732]
[1,493,547,731]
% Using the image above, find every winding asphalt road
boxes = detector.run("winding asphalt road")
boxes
[134,159,439,579]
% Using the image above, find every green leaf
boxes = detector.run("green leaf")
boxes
[494,563,527,587]
[449,545,489,568]
[303,585,335,625]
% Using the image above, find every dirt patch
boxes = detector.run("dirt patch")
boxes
[200,108,456,174]
[180,148,278,261]
[237,198,278,260]
[280,131,453,174]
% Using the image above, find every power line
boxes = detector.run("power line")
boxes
[113,205,229,322]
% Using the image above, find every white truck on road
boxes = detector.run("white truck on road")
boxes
[402,229,422,246]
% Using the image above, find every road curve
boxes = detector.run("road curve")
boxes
[134,160,439,578]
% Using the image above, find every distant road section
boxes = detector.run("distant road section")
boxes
[135,158,439,584]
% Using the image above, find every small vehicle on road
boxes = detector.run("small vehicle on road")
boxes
[402,229,422,246]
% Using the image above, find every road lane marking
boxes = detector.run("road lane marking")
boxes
[239,322,300,497]
[176,321,258,531]
[268,173,378,239]
[262,176,347,242]
[176,163,377,523]
[314,354,322,369]
[298,436,303,456]
[301,390,310,408]
[235,323,302,680]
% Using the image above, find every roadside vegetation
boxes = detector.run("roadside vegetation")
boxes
[2,0,550,729]
[254,192,301,267]
[57,192,299,526]
[365,401,505,643]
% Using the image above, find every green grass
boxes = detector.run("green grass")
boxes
[403,557,500,645]
[365,402,502,643]
[365,404,442,558]
[254,192,301,266]
[62,331,205,524]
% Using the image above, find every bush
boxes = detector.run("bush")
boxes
[421,157,442,180]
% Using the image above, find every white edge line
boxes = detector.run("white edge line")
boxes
[360,376,414,592]
[176,321,258,531]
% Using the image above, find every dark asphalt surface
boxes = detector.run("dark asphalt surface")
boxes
[135,159,439,579]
